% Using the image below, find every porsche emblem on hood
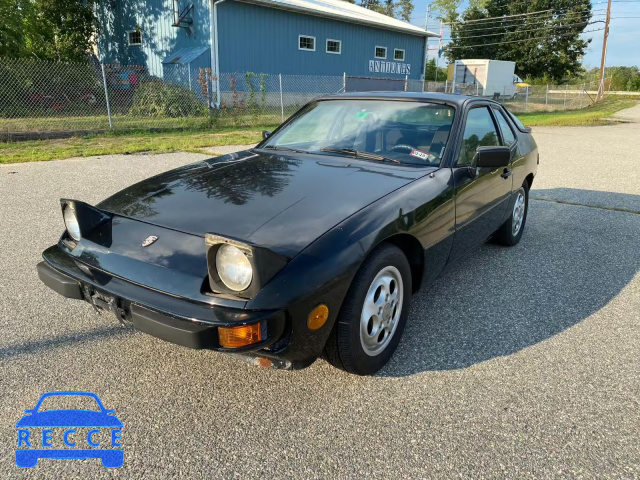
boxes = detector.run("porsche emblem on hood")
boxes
[142,235,158,247]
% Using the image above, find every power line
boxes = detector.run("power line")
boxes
[446,27,605,48]
[444,10,601,34]
[443,7,600,27]
[445,8,554,25]
[442,20,603,41]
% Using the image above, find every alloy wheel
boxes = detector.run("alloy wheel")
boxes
[359,266,404,356]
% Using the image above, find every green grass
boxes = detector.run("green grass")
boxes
[0,112,295,132]
[516,97,638,126]
[0,126,278,164]
[2,97,638,164]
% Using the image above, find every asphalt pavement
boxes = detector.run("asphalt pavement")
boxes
[0,118,638,478]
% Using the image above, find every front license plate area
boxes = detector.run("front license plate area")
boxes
[82,285,131,325]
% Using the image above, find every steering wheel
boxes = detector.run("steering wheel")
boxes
[390,144,415,154]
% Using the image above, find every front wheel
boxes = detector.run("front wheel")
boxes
[493,185,528,246]
[323,244,412,375]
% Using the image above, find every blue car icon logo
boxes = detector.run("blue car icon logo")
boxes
[15,391,123,468]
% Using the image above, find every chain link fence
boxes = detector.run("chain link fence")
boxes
[0,57,603,138]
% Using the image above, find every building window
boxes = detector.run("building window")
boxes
[375,46,387,59]
[394,49,405,61]
[299,35,316,51]
[326,39,341,54]
[127,30,142,46]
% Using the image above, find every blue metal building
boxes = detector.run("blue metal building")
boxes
[96,0,437,83]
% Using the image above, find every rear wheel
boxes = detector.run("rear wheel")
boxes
[493,184,528,246]
[324,244,412,375]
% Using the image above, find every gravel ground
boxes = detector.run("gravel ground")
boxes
[0,119,638,478]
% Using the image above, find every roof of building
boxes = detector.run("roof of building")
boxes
[162,46,210,64]
[237,0,439,37]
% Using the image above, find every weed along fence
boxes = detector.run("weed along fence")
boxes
[0,57,606,138]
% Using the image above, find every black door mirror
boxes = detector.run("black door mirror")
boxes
[262,130,272,140]
[475,146,511,168]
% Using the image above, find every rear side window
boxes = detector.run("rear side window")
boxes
[494,109,516,146]
[457,107,499,166]
[505,108,529,132]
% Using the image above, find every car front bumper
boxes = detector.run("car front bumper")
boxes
[38,246,292,367]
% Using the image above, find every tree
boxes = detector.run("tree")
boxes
[424,58,448,81]
[435,0,593,80]
[0,0,31,57]
[396,0,414,22]
[0,0,98,61]
[344,0,414,22]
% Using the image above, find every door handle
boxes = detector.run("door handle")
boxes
[501,169,512,179]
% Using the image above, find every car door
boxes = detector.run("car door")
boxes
[491,105,520,191]
[450,104,513,258]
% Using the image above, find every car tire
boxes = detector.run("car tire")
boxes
[323,243,412,375]
[493,184,529,246]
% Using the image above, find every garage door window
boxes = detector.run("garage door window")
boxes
[299,35,316,51]
[127,30,142,46]
[326,39,341,54]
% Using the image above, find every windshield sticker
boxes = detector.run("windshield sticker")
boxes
[355,111,369,119]
[410,149,430,161]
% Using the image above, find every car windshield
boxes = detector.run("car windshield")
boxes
[37,395,101,412]
[262,100,455,166]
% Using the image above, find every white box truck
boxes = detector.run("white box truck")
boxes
[449,59,525,98]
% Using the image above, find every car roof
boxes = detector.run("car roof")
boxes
[38,391,99,399]
[321,91,499,108]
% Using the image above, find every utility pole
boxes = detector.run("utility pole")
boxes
[422,4,431,85]
[596,0,612,101]
[435,20,443,83]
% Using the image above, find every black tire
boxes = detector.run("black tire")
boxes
[323,243,412,375]
[493,184,529,246]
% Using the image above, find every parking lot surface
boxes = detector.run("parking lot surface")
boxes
[1,121,638,478]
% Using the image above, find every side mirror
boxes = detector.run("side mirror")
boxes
[262,130,272,140]
[475,146,511,168]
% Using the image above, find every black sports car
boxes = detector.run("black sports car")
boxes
[38,93,538,375]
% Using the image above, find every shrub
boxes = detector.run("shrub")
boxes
[129,80,207,117]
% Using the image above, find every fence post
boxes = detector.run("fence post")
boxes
[476,83,479,96]
[581,83,585,108]
[445,80,448,93]
[343,72,346,93]
[525,86,529,112]
[279,74,284,123]
[100,64,113,130]
[404,74,408,92]
[564,85,568,109]
[545,84,548,105]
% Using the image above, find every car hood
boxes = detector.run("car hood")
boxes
[98,150,431,257]
[16,410,123,428]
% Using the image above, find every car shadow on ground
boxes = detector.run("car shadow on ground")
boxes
[530,188,640,213]
[0,325,132,360]
[379,190,640,377]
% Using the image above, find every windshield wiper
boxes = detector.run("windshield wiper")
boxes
[320,148,400,164]
[262,145,308,154]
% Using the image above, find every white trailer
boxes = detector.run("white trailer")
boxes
[451,59,519,98]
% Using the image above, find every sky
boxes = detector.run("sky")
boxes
[408,0,640,68]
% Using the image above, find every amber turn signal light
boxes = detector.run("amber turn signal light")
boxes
[307,304,329,330]
[218,323,262,348]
